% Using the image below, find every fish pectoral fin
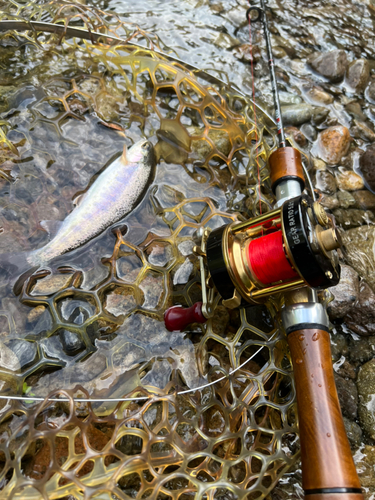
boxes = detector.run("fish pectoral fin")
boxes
[73,192,86,207]
[121,144,128,164]
[40,219,63,239]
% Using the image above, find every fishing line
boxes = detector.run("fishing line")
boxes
[0,330,278,403]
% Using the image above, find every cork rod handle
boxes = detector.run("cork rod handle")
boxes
[287,328,363,500]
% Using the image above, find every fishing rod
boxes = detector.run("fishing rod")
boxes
[164,1,364,498]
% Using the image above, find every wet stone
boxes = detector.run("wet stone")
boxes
[332,208,374,228]
[213,33,240,50]
[285,126,307,147]
[357,359,375,439]
[348,335,375,366]
[59,330,85,355]
[31,274,73,296]
[365,80,375,104]
[335,169,364,191]
[353,190,375,210]
[327,265,359,319]
[343,416,362,449]
[304,85,333,105]
[330,328,349,362]
[280,104,313,126]
[334,373,358,420]
[316,125,351,165]
[345,59,370,93]
[300,123,317,142]
[308,49,348,82]
[315,169,337,194]
[345,282,375,336]
[359,145,375,192]
[336,190,356,209]
[320,194,340,210]
[27,304,46,323]
[7,339,37,369]
[354,445,375,497]
[352,120,375,142]
[334,358,356,380]
[342,226,375,292]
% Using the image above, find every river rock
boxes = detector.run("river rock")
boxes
[315,169,337,194]
[304,85,334,105]
[345,282,375,336]
[348,335,375,365]
[316,125,351,165]
[213,33,240,50]
[357,359,375,439]
[285,126,307,147]
[333,208,375,228]
[233,43,261,63]
[300,123,317,142]
[334,373,358,420]
[354,445,375,498]
[327,265,359,319]
[352,120,375,142]
[345,59,370,93]
[280,103,312,125]
[343,416,362,449]
[308,50,348,82]
[59,330,85,355]
[342,226,375,291]
[365,80,375,104]
[7,339,37,369]
[359,145,375,192]
[336,190,356,208]
[320,194,340,210]
[335,169,364,191]
[353,190,375,210]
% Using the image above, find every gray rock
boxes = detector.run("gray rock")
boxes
[345,282,375,336]
[280,104,313,125]
[308,50,348,82]
[332,208,374,228]
[59,330,85,355]
[345,59,370,93]
[320,194,340,210]
[357,359,375,439]
[359,145,375,192]
[348,335,375,365]
[352,120,375,142]
[334,373,358,420]
[343,416,362,449]
[337,190,356,209]
[7,339,37,368]
[342,226,375,292]
[365,80,375,104]
[300,123,317,142]
[330,328,349,362]
[315,169,337,194]
[327,265,359,319]
[311,106,330,125]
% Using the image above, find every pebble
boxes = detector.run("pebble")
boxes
[345,282,375,336]
[336,190,356,208]
[342,226,375,291]
[345,59,370,93]
[59,329,85,355]
[300,123,317,142]
[316,125,351,165]
[7,339,37,368]
[352,120,375,142]
[334,373,358,420]
[280,103,313,125]
[359,145,375,192]
[343,416,362,449]
[354,445,375,497]
[285,126,307,147]
[278,91,302,106]
[332,208,374,228]
[304,85,334,105]
[327,265,359,319]
[357,359,375,439]
[315,169,337,194]
[348,336,375,365]
[320,194,340,209]
[232,43,261,63]
[213,33,240,50]
[308,49,348,82]
[31,274,73,296]
[353,190,375,210]
[365,80,375,104]
[312,158,327,171]
[335,169,364,191]
[27,304,46,322]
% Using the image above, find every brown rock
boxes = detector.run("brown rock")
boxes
[316,125,351,165]
[333,208,374,228]
[233,43,260,63]
[352,120,375,142]
[353,190,375,209]
[342,226,375,291]
[308,50,348,82]
[345,282,375,336]
[320,194,340,209]
[335,169,364,191]
[345,59,370,92]
[366,80,375,103]
[315,169,337,194]
[359,145,375,192]
[285,126,307,147]
[334,373,358,420]
[304,85,333,105]
[327,265,359,319]
[336,190,356,209]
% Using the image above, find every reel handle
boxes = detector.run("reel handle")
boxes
[288,328,363,500]
[164,302,207,332]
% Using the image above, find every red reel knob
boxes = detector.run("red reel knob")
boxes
[164,302,207,332]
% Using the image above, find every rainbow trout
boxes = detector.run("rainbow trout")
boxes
[0,139,155,282]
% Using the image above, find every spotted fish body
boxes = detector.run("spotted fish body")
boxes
[27,139,155,266]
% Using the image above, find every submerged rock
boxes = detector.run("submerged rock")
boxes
[327,265,359,319]
[308,50,348,82]
[280,104,313,125]
[343,416,362,449]
[316,125,351,165]
[345,282,375,336]
[353,190,375,210]
[335,169,364,191]
[359,145,375,192]
[334,373,358,420]
[365,80,375,104]
[345,59,370,93]
[357,359,375,439]
[332,208,374,228]
[342,226,375,292]
[315,169,337,194]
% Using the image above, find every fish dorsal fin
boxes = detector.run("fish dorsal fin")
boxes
[40,220,63,239]
[121,144,128,164]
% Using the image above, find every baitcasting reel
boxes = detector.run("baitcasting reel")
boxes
[165,156,341,332]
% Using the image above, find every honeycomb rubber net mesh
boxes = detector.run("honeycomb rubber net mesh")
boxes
[0,2,300,499]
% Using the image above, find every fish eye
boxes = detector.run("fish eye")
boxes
[141,142,150,150]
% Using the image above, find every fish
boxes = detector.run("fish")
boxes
[0,139,155,283]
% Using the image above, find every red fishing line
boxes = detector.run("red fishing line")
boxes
[247,231,299,285]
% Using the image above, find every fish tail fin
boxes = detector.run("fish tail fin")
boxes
[0,252,39,295]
